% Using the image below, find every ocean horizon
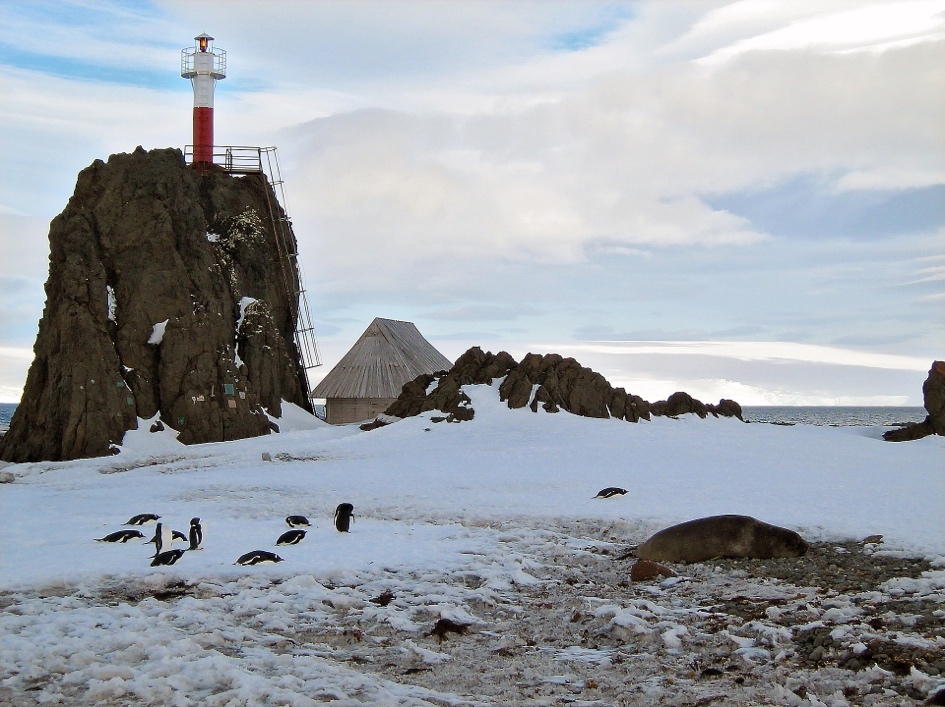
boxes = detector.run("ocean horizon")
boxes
[741,405,926,427]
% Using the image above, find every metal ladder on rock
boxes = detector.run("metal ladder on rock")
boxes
[186,145,323,395]
[257,147,323,395]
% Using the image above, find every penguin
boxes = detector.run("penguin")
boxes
[172,530,188,543]
[235,550,284,566]
[593,487,628,499]
[150,549,186,567]
[125,513,161,526]
[276,529,306,546]
[333,503,354,532]
[148,522,175,555]
[96,529,145,543]
[188,517,203,550]
[285,515,310,528]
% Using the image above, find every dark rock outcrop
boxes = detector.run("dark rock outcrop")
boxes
[649,392,744,420]
[883,361,945,442]
[381,346,743,425]
[0,147,310,462]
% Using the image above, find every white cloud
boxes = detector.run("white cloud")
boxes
[548,340,931,371]
[835,167,945,191]
[906,265,945,285]
[279,28,941,293]
[693,0,945,65]
[606,376,912,407]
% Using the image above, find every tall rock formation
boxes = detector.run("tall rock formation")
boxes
[0,147,311,462]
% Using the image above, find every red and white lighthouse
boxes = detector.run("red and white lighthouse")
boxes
[181,33,226,165]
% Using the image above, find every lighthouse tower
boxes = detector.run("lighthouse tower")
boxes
[181,33,226,166]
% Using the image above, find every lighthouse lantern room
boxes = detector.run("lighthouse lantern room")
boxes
[181,33,226,166]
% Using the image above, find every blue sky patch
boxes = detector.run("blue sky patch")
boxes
[549,5,635,52]
[0,45,180,91]
[706,175,945,240]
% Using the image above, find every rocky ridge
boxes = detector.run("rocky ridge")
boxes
[374,346,743,427]
[0,147,310,462]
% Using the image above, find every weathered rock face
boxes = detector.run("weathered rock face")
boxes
[925,360,945,435]
[381,346,743,426]
[0,147,310,462]
[883,360,945,442]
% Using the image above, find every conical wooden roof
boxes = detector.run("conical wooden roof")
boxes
[311,318,452,399]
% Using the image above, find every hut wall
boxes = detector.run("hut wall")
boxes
[326,397,398,425]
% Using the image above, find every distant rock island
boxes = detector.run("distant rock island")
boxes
[0,147,311,463]
[366,346,744,427]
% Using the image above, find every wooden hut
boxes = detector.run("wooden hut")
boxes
[311,318,452,424]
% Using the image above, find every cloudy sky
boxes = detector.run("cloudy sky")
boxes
[1,0,942,405]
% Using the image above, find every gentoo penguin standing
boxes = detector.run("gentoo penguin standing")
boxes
[150,549,186,567]
[125,513,160,526]
[285,515,310,528]
[276,529,306,546]
[593,487,628,499]
[235,550,284,566]
[188,517,203,550]
[334,503,354,532]
[148,522,175,555]
[96,529,145,543]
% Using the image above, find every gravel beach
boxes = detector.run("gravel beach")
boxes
[3,524,943,707]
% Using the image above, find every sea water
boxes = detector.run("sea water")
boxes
[0,402,928,436]
[0,403,16,433]
[742,406,926,427]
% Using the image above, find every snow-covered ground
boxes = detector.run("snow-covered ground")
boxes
[1,383,943,705]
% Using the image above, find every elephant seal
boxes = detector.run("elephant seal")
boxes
[636,514,808,563]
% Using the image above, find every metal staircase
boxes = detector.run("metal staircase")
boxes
[185,145,322,396]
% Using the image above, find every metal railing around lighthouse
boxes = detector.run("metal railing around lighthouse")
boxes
[184,145,323,397]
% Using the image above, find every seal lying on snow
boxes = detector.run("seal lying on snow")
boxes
[636,514,808,563]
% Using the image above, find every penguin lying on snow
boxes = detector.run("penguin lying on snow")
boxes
[235,550,284,566]
[285,515,310,528]
[593,487,628,499]
[188,518,203,550]
[151,549,186,567]
[276,529,306,546]
[96,529,145,543]
[334,503,354,532]
[125,513,160,526]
